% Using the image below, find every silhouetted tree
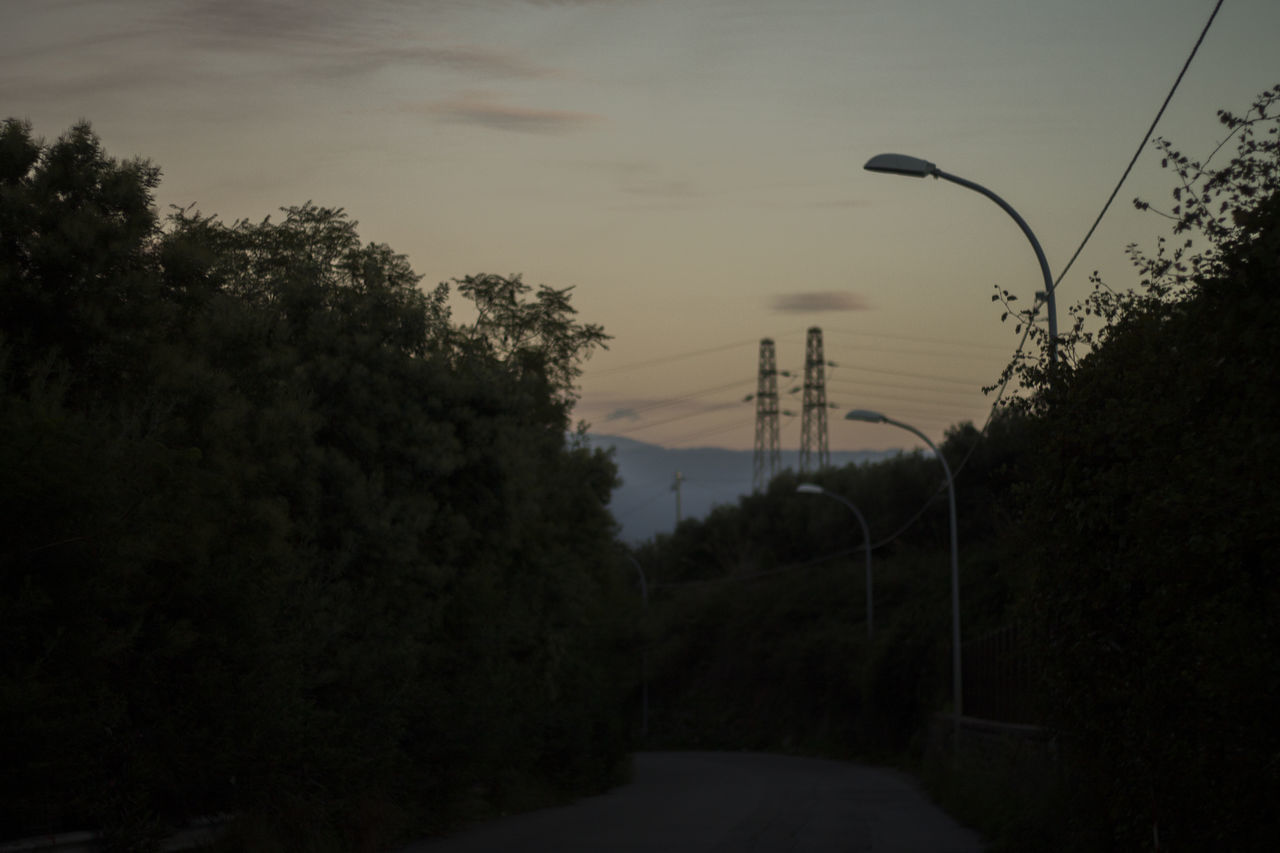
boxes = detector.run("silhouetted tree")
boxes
[0,119,635,848]
[1011,85,1280,850]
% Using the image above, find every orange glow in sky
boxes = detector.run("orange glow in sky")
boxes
[3,0,1275,451]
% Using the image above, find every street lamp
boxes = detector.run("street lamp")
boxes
[863,153,1057,368]
[795,484,874,639]
[845,408,963,744]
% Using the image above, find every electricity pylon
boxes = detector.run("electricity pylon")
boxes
[799,326,831,472]
[752,338,781,492]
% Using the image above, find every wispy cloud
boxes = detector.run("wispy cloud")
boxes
[397,44,557,78]
[163,2,562,79]
[773,292,872,313]
[298,43,561,83]
[605,407,642,422]
[170,0,346,44]
[417,90,603,134]
[1,1,564,104]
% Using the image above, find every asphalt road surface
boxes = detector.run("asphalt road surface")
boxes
[398,751,985,852]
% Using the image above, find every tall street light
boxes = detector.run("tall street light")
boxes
[795,484,875,640]
[845,408,963,745]
[863,153,1057,368]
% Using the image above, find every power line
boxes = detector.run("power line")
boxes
[617,377,757,416]
[665,417,765,448]
[601,0,1223,456]
[829,363,983,387]
[607,390,969,450]
[606,4,1226,563]
[608,401,744,436]
[591,333,804,377]
[848,2,1229,552]
[822,340,1010,363]
[823,328,1011,353]
[1046,0,1225,299]
[824,376,980,399]
[825,396,985,418]
[592,325,1008,381]
[827,387,988,413]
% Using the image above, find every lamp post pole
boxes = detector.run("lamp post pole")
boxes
[795,484,874,640]
[845,409,962,745]
[863,153,1057,369]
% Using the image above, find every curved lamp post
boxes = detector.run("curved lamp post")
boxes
[845,408,963,743]
[864,153,1057,368]
[796,484,874,639]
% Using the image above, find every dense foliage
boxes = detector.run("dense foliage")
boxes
[1006,85,1280,850]
[634,420,1028,759]
[0,120,638,849]
[631,86,1280,851]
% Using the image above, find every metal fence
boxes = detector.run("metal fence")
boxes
[962,622,1039,725]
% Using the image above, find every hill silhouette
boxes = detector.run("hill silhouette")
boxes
[586,434,898,543]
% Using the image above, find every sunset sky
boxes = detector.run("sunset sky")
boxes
[4,0,1276,452]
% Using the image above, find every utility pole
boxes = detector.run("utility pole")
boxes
[800,326,831,473]
[672,470,684,525]
[752,338,781,492]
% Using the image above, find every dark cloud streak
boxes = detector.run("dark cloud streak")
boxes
[306,44,559,82]
[163,0,353,46]
[418,91,603,134]
[1,0,565,103]
[160,1,561,80]
[773,292,871,313]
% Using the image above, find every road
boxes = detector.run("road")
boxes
[397,751,985,852]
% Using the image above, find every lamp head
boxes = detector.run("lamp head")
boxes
[796,484,825,495]
[845,408,888,424]
[864,153,937,178]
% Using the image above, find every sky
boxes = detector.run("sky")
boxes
[3,0,1277,452]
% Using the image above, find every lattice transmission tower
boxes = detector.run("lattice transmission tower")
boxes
[752,338,781,492]
[799,326,831,473]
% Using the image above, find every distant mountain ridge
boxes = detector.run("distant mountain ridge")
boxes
[583,434,899,544]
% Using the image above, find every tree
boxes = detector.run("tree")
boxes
[0,119,164,398]
[1,120,634,848]
[1011,85,1280,850]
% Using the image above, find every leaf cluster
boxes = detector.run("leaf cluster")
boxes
[0,120,634,849]
[991,84,1280,413]
[1003,85,1280,849]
